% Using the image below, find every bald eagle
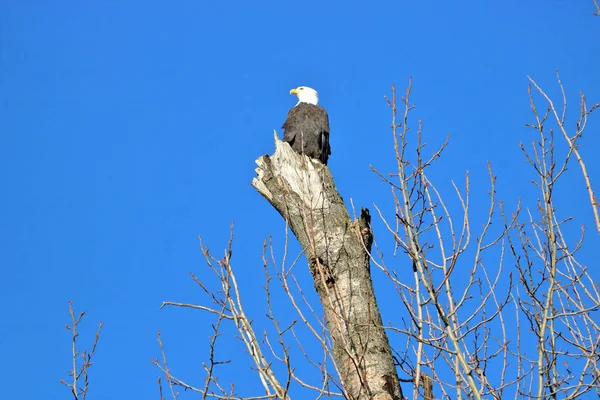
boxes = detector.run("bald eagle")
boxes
[282,86,331,165]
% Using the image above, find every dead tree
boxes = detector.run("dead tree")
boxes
[252,134,404,400]
[154,76,599,400]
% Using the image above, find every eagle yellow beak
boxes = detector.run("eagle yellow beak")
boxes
[290,88,298,95]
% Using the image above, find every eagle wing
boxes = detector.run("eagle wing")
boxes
[282,107,298,144]
[315,107,331,164]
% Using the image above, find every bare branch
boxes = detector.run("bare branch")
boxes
[60,301,103,400]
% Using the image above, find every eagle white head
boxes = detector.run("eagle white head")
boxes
[290,86,319,106]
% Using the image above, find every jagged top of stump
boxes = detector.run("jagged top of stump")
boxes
[252,131,331,209]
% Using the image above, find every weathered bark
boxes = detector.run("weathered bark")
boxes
[252,134,403,400]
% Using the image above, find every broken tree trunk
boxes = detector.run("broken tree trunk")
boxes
[252,134,404,400]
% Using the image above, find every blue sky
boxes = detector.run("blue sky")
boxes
[1,1,599,398]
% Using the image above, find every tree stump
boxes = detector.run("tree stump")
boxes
[252,134,403,400]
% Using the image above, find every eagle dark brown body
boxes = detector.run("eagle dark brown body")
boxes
[282,103,331,165]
